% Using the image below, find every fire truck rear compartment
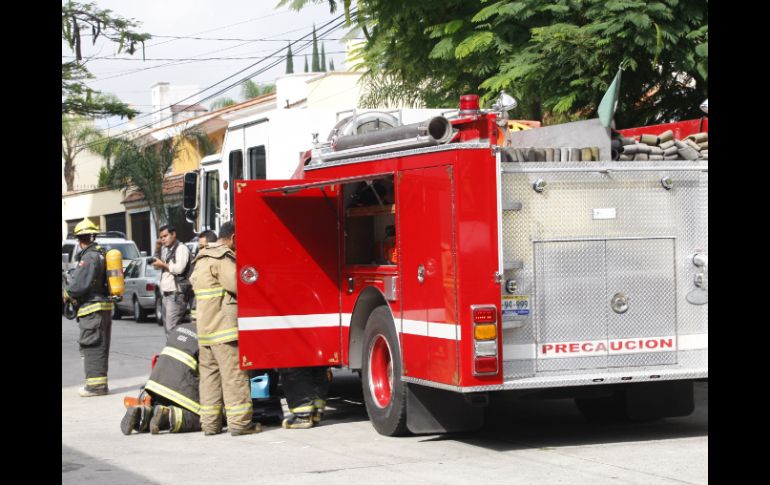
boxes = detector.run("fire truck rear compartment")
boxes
[497,161,708,389]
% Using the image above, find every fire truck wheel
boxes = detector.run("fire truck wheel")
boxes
[362,305,409,436]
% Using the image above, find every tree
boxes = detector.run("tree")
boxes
[286,43,295,74]
[330,58,335,71]
[283,0,708,127]
[321,43,327,72]
[312,25,321,72]
[304,55,309,72]
[242,80,276,100]
[210,97,237,110]
[101,130,214,237]
[62,114,105,192]
[62,1,151,119]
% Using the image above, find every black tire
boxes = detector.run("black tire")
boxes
[133,296,148,323]
[155,293,164,326]
[361,305,408,436]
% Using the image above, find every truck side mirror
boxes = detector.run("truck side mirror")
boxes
[183,171,199,210]
[185,208,198,225]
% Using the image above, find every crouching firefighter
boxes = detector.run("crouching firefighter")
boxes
[121,322,202,435]
[64,218,113,397]
[279,367,332,429]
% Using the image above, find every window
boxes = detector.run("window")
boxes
[124,261,138,279]
[229,150,244,218]
[62,244,76,260]
[99,242,140,260]
[204,171,220,230]
[247,146,266,180]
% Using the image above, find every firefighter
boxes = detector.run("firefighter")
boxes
[190,221,260,436]
[121,322,202,435]
[64,218,113,397]
[279,367,332,429]
[190,230,217,323]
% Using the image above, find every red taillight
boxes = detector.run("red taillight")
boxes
[474,356,498,374]
[460,94,480,113]
[146,283,156,291]
[473,307,496,323]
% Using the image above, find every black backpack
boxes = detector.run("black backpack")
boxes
[166,242,194,299]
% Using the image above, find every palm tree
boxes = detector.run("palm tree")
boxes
[210,97,237,110]
[241,80,276,100]
[62,114,104,192]
[101,129,214,237]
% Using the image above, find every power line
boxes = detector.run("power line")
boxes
[74,11,354,150]
[148,35,358,42]
[65,52,348,62]
[87,25,337,82]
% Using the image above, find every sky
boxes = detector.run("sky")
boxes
[63,0,354,130]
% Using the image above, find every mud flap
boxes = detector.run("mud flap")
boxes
[406,383,485,434]
[626,381,694,420]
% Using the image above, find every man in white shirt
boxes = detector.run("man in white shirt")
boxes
[152,225,191,334]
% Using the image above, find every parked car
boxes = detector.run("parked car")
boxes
[114,256,193,325]
[113,257,163,324]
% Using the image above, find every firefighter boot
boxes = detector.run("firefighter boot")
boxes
[120,405,152,435]
[282,413,314,429]
[230,423,262,436]
[150,405,171,434]
[312,399,326,425]
[79,385,108,397]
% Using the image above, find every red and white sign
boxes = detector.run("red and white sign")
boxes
[538,336,676,359]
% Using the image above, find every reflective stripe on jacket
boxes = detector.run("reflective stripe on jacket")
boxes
[67,243,110,317]
[145,323,201,414]
[190,243,238,346]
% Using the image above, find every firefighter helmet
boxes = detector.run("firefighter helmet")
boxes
[73,218,99,236]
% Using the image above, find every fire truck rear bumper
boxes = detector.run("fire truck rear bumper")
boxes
[404,367,708,393]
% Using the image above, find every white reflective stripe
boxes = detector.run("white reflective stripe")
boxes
[679,333,708,350]
[239,313,461,340]
[428,322,458,340]
[239,314,340,331]
[402,319,427,336]
[341,313,352,327]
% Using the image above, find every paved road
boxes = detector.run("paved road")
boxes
[62,316,708,485]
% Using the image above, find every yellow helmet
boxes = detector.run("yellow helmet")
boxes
[73,218,99,236]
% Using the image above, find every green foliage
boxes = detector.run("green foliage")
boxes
[100,129,211,235]
[61,114,104,192]
[312,25,321,72]
[321,43,327,72]
[62,1,151,119]
[304,54,309,72]
[210,98,237,110]
[241,80,276,100]
[296,0,707,126]
[286,43,295,74]
[330,58,335,71]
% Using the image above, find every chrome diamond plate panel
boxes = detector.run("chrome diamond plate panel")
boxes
[499,161,707,381]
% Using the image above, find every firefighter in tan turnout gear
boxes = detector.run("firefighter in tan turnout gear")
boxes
[64,218,113,397]
[190,221,260,436]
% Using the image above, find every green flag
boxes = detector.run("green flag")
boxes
[598,68,622,128]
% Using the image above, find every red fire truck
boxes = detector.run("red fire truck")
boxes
[225,94,708,435]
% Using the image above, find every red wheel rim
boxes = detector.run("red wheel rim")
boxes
[368,334,393,408]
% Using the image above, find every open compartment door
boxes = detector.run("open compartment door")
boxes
[234,179,341,369]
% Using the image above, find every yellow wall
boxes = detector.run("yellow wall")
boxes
[171,128,225,174]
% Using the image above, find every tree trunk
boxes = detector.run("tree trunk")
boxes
[64,157,75,192]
